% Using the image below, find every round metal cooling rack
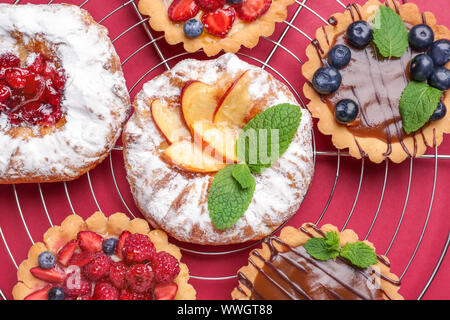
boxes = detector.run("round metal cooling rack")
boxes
[0,0,449,300]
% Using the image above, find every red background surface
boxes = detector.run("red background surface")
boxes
[0,0,449,300]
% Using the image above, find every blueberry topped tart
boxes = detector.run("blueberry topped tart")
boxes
[302,0,450,163]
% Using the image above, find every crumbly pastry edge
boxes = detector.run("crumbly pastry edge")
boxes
[0,4,131,184]
[231,222,404,300]
[12,211,196,300]
[302,0,450,164]
[138,0,295,57]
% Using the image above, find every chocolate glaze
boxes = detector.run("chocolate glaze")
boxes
[237,225,400,300]
[312,3,427,156]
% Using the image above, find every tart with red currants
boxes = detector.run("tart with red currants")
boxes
[12,212,196,300]
[138,0,296,56]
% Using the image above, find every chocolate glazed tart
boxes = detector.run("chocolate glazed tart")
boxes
[302,0,450,163]
[231,223,403,300]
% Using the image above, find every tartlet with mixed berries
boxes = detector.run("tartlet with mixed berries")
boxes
[302,0,450,163]
[123,53,314,245]
[232,223,403,300]
[12,212,196,300]
[138,0,295,56]
[0,4,130,183]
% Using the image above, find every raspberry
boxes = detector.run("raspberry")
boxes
[93,281,119,300]
[109,261,128,289]
[64,271,92,298]
[0,53,20,69]
[27,54,46,74]
[152,251,181,283]
[83,253,112,281]
[0,85,11,103]
[5,68,29,89]
[195,0,226,11]
[122,233,156,264]
[126,263,155,293]
[119,289,152,300]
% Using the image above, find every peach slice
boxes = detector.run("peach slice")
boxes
[151,99,191,144]
[214,70,252,128]
[161,140,226,173]
[181,81,219,133]
[193,119,240,163]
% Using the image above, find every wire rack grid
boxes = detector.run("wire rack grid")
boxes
[0,0,449,300]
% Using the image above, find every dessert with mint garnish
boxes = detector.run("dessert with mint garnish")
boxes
[12,212,196,300]
[302,0,450,163]
[123,54,314,245]
[232,223,403,300]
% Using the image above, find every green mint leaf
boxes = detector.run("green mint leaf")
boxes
[208,165,255,230]
[231,163,254,189]
[304,232,341,261]
[236,103,302,174]
[340,242,378,269]
[373,6,408,58]
[399,81,443,134]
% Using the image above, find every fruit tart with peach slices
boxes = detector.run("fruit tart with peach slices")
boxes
[138,0,295,56]
[302,0,450,163]
[0,4,130,184]
[123,53,314,245]
[232,223,403,300]
[12,212,196,300]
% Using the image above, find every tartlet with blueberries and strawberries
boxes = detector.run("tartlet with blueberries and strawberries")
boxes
[138,0,295,56]
[12,212,196,300]
[302,0,450,163]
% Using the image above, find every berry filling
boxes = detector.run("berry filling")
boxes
[0,52,66,127]
[24,230,180,300]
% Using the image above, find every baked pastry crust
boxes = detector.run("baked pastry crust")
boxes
[12,211,196,300]
[302,0,450,163]
[232,222,403,300]
[138,0,295,57]
[0,4,130,183]
[123,53,314,245]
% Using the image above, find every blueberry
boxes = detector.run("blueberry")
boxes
[328,45,352,69]
[346,21,373,49]
[312,66,342,94]
[428,67,450,90]
[38,251,55,269]
[429,39,450,66]
[335,99,359,123]
[430,101,447,121]
[183,19,203,39]
[409,54,434,82]
[227,0,242,4]
[48,287,65,300]
[102,238,118,255]
[409,24,434,51]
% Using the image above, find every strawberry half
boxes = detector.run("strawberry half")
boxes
[30,266,66,283]
[24,285,52,300]
[115,230,131,260]
[68,251,95,267]
[77,231,103,252]
[195,0,226,11]
[202,7,236,38]
[57,239,78,266]
[153,282,178,300]
[235,0,272,22]
[168,0,200,22]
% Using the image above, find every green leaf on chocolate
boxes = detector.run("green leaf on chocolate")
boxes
[340,242,378,269]
[373,6,409,58]
[235,103,302,174]
[208,164,256,230]
[304,231,341,261]
[399,81,443,134]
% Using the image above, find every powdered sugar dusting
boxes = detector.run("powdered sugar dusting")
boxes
[124,54,314,244]
[0,4,130,182]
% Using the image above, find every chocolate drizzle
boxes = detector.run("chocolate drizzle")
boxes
[309,2,426,158]
[237,225,400,300]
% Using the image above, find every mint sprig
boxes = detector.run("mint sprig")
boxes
[236,103,302,174]
[304,231,378,269]
[399,81,443,134]
[208,164,255,230]
[373,6,408,58]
